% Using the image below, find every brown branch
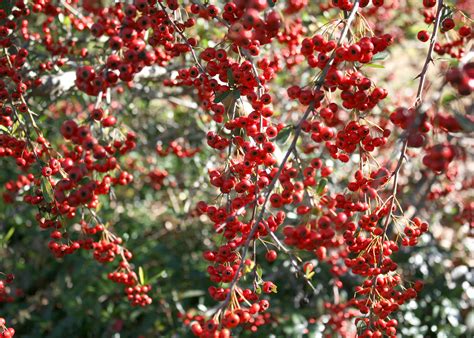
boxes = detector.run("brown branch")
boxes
[31,65,170,99]
[380,0,445,238]
[264,227,318,294]
[158,2,207,74]
[217,0,362,312]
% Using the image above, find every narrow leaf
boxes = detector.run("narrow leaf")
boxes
[276,126,292,144]
[232,89,241,100]
[41,178,54,203]
[213,91,231,103]
[372,51,389,62]
[0,125,10,134]
[227,68,235,87]
[364,63,385,69]
[316,178,327,195]
[138,266,146,285]
[454,113,474,133]
[256,265,263,280]
[441,94,456,105]
[4,227,14,242]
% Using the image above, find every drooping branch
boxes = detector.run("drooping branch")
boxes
[219,0,362,310]
[381,0,445,237]
[31,65,169,99]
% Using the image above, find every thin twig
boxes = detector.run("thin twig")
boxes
[380,0,444,238]
[217,0,361,311]
[158,2,207,74]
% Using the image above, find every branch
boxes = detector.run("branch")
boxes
[158,2,207,74]
[219,0,361,310]
[380,0,444,237]
[31,65,169,98]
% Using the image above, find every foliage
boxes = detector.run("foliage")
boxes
[0,0,473,337]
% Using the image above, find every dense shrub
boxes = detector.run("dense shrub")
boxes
[0,0,472,337]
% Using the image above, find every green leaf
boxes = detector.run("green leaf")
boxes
[448,59,460,68]
[269,284,278,293]
[138,266,146,285]
[0,125,10,134]
[441,94,456,105]
[62,15,71,28]
[256,265,263,281]
[454,113,474,133]
[147,269,166,283]
[4,227,14,242]
[267,0,276,7]
[41,178,54,203]
[441,8,453,22]
[364,63,385,69]
[0,0,14,14]
[276,126,292,144]
[316,178,327,195]
[372,51,389,62]
[227,68,235,87]
[11,120,21,134]
[213,91,231,103]
[232,89,241,100]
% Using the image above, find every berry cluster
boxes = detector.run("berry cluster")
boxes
[0,0,153,313]
[156,140,200,158]
[0,274,15,338]
[422,143,457,172]
[0,274,14,304]
[0,317,14,338]
[446,61,474,96]
[0,0,471,336]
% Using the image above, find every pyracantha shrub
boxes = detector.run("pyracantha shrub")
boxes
[0,0,472,337]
